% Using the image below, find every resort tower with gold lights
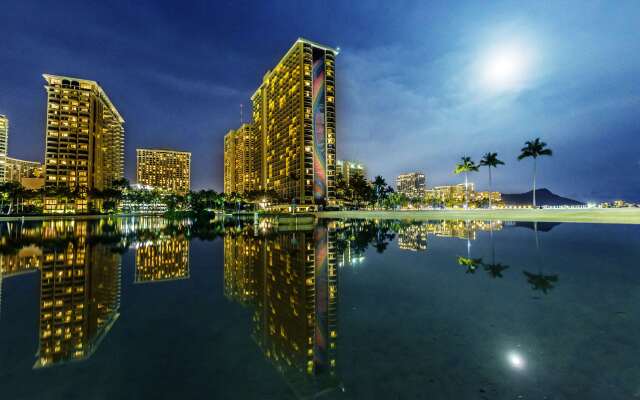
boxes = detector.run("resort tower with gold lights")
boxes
[42,74,124,213]
[0,115,8,183]
[136,148,191,195]
[228,38,338,209]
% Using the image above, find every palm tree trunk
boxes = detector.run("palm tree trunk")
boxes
[533,158,537,207]
[488,167,493,209]
[490,223,495,264]
[464,172,468,209]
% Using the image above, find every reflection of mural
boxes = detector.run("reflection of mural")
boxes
[312,48,327,203]
[224,224,339,398]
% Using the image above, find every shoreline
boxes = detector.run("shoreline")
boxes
[0,213,165,222]
[2,208,639,225]
[316,208,640,224]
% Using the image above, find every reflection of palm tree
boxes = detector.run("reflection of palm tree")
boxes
[523,220,559,294]
[457,256,483,274]
[484,262,509,278]
[454,156,479,209]
[482,221,509,278]
[523,271,558,293]
[517,138,553,207]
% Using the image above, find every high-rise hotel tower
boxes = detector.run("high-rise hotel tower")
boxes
[0,115,8,183]
[136,148,191,195]
[43,74,124,213]
[224,38,337,207]
[223,123,255,194]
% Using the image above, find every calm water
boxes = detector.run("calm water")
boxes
[0,217,639,399]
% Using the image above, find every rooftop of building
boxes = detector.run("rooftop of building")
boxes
[136,148,192,155]
[43,73,124,123]
[6,156,43,165]
[397,172,426,178]
[250,37,339,100]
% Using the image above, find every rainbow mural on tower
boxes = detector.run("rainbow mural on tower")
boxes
[312,49,327,203]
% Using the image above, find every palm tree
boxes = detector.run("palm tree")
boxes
[454,156,479,209]
[479,152,505,209]
[517,138,553,207]
[372,175,391,208]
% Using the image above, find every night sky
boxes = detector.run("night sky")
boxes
[1,1,639,201]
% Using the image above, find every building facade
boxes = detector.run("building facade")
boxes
[425,183,502,208]
[43,74,124,213]
[0,115,8,183]
[396,172,426,198]
[426,183,471,204]
[136,148,191,195]
[226,38,338,207]
[223,124,256,194]
[5,157,44,190]
[336,160,366,185]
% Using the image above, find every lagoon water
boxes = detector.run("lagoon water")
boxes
[0,217,639,399]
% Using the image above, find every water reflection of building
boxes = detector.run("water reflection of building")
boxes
[135,236,190,283]
[0,217,196,367]
[224,225,340,398]
[0,245,43,276]
[34,236,121,368]
[336,240,366,268]
[396,220,503,251]
[223,233,260,305]
[397,225,428,251]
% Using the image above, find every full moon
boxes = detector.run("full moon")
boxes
[507,351,526,370]
[480,41,533,92]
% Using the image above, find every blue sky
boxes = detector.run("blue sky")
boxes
[1,1,639,201]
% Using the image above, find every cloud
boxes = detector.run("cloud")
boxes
[337,14,640,200]
[143,70,243,99]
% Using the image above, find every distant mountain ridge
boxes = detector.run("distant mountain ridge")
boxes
[502,188,584,206]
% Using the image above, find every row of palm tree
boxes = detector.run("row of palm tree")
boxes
[454,137,553,208]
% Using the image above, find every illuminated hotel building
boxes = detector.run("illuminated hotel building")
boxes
[0,115,8,183]
[35,232,121,368]
[336,159,366,185]
[224,225,340,396]
[43,74,125,213]
[245,38,337,206]
[396,172,426,198]
[223,124,256,194]
[134,235,190,283]
[5,157,45,190]
[136,148,191,195]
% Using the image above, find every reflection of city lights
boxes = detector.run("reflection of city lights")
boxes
[507,351,525,370]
